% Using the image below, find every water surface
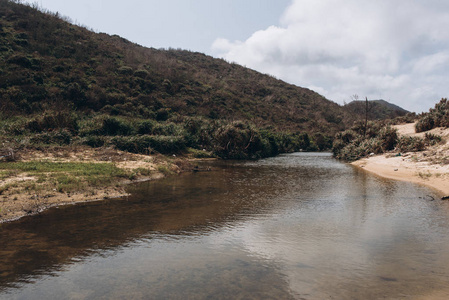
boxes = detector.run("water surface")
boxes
[1,153,449,299]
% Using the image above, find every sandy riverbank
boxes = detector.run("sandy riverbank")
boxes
[352,123,449,197]
[0,147,191,223]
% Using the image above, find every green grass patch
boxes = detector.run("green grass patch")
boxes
[0,161,131,193]
[157,165,173,176]
[187,148,215,158]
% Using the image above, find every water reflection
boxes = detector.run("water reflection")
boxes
[1,153,449,299]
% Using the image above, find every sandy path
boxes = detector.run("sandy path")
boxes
[352,123,449,197]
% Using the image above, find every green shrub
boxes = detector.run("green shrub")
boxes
[187,148,215,158]
[30,130,72,145]
[378,126,398,151]
[397,136,426,152]
[117,66,133,75]
[156,108,170,121]
[100,117,135,136]
[335,130,358,144]
[82,136,105,148]
[212,121,269,159]
[134,69,149,79]
[152,122,184,136]
[415,115,435,133]
[112,135,186,154]
[415,98,449,132]
[424,133,442,145]
[137,120,156,134]
[26,112,79,133]
[332,124,398,161]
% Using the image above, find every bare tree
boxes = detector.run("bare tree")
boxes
[364,97,369,137]
[351,94,373,137]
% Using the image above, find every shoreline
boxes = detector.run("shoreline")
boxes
[352,155,449,197]
[0,173,165,224]
[0,147,196,224]
[351,123,449,198]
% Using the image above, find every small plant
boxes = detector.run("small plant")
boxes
[396,136,426,152]
[424,133,442,145]
[137,120,155,135]
[417,172,432,179]
[415,115,435,133]
[135,168,152,176]
[82,136,105,148]
[100,117,135,136]
[187,148,215,159]
[157,165,173,176]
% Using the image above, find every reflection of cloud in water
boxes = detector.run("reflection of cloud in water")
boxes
[213,173,449,299]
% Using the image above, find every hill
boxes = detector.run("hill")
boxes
[0,0,352,155]
[0,0,362,157]
[344,99,410,121]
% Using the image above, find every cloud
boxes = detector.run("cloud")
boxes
[212,0,449,112]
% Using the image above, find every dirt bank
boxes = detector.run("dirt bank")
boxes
[352,123,449,197]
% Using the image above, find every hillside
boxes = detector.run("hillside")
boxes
[0,0,348,136]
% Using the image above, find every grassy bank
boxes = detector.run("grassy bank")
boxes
[0,146,188,223]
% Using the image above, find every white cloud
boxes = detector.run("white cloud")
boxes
[212,0,449,112]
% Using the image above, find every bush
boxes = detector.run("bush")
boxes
[30,130,72,145]
[112,135,186,154]
[415,115,435,133]
[378,126,398,151]
[397,136,426,152]
[134,69,149,79]
[156,108,170,121]
[137,120,156,134]
[100,117,135,136]
[82,136,105,148]
[152,122,184,136]
[415,98,449,132]
[332,124,398,161]
[424,133,442,146]
[212,121,274,159]
[26,112,79,133]
[117,66,133,75]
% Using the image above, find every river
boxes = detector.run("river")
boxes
[1,153,449,299]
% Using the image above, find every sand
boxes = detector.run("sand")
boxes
[352,123,449,197]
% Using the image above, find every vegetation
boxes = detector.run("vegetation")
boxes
[332,122,399,161]
[333,98,448,161]
[1,111,322,159]
[0,161,131,193]
[0,0,424,164]
[415,98,449,132]
[344,99,410,121]
[0,0,359,161]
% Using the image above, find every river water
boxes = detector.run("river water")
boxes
[1,153,449,299]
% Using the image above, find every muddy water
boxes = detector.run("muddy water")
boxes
[1,153,449,299]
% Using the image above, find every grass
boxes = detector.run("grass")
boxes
[187,147,215,159]
[417,172,433,179]
[157,165,174,176]
[0,161,131,193]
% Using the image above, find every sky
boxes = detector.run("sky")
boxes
[34,0,449,113]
